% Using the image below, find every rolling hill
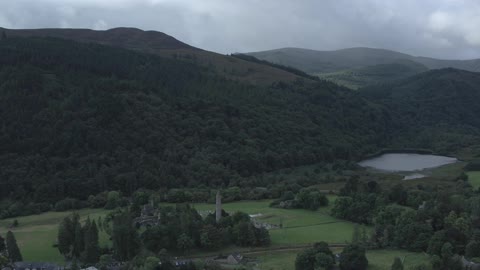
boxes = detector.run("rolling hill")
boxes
[247,47,480,88]
[248,47,414,74]
[0,27,305,86]
[248,47,480,74]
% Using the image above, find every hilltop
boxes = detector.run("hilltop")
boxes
[0,27,304,86]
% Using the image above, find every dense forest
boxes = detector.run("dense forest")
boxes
[230,53,320,81]
[3,35,480,221]
[360,68,480,153]
[0,37,392,210]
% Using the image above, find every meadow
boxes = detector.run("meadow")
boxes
[0,198,433,270]
[0,197,357,263]
[0,209,111,264]
[467,171,480,190]
[187,195,361,246]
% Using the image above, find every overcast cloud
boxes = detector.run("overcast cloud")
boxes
[1,0,480,59]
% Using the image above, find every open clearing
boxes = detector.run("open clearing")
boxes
[467,171,480,190]
[0,208,111,264]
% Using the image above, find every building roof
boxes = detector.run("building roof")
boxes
[228,253,243,263]
[81,267,98,270]
[173,259,191,266]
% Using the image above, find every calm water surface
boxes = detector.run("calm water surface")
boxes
[358,153,457,172]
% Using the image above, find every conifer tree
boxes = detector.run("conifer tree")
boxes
[73,221,84,258]
[112,212,139,260]
[97,216,103,232]
[84,220,100,263]
[58,219,71,257]
[0,235,5,254]
[6,231,22,262]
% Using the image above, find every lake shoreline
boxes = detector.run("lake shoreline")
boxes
[360,148,458,161]
[358,153,458,174]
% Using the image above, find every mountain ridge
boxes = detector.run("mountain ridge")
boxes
[0,27,305,86]
[247,47,480,74]
[0,27,196,50]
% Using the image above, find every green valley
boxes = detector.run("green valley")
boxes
[0,24,480,270]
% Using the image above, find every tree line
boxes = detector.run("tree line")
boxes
[329,174,480,269]
[56,204,269,266]
[0,231,23,265]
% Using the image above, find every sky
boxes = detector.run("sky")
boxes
[1,0,480,59]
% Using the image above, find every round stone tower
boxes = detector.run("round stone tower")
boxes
[215,190,222,223]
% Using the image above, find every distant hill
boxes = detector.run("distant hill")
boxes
[360,68,480,152]
[248,47,480,73]
[248,47,414,73]
[0,27,195,51]
[247,47,480,88]
[317,60,428,89]
[0,27,305,86]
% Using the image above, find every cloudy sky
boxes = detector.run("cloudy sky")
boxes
[1,0,480,59]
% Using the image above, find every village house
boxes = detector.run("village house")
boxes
[212,253,244,265]
[226,253,244,265]
[172,259,192,267]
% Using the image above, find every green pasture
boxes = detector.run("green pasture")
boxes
[0,208,111,264]
[366,250,431,270]
[184,196,361,246]
[467,171,480,190]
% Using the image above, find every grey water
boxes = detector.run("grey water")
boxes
[358,153,458,180]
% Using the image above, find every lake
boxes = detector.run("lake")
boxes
[358,153,458,179]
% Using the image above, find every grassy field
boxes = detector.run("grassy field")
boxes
[0,199,428,270]
[467,171,480,190]
[366,250,431,270]
[185,196,361,246]
[0,208,111,264]
[256,249,431,270]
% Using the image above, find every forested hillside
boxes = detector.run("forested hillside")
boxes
[0,27,303,86]
[0,37,391,204]
[317,60,428,89]
[360,68,480,153]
